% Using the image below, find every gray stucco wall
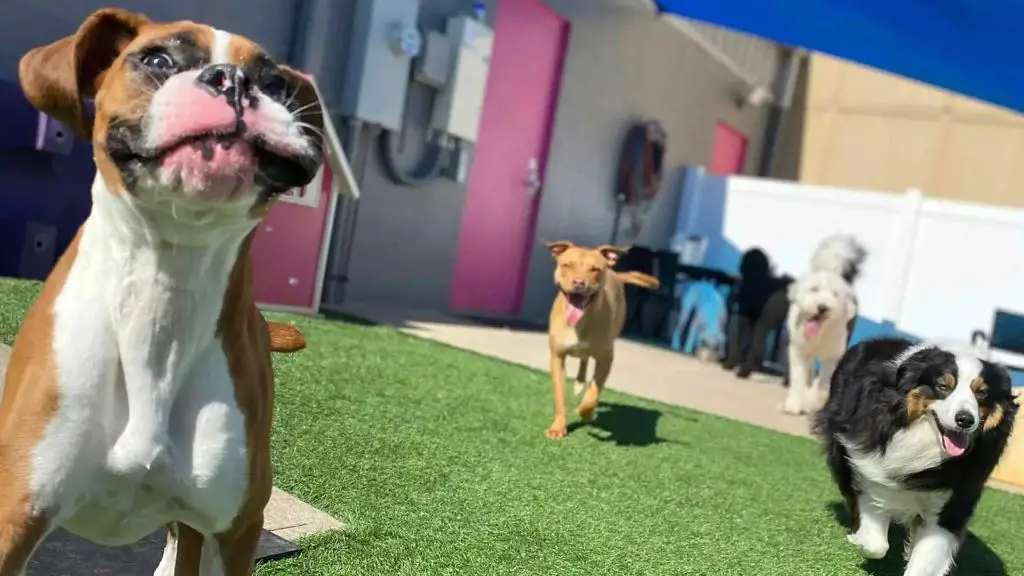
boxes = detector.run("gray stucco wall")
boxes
[518,12,778,321]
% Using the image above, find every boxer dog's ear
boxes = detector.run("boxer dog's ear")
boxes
[18,8,150,138]
[276,64,325,151]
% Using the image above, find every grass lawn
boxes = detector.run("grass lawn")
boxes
[2,278,1024,575]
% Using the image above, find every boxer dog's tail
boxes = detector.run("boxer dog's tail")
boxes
[268,322,307,353]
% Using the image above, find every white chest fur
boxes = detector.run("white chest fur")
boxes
[28,187,254,545]
[556,329,588,356]
[841,420,951,524]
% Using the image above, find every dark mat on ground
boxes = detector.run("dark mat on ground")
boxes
[28,528,300,573]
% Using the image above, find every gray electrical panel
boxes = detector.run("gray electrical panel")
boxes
[340,0,422,131]
[414,31,452,89]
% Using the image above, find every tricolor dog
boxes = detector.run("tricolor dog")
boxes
[0,8,321,574]
[815,338,1017,576]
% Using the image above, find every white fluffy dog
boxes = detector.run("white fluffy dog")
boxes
[779,235,867,415]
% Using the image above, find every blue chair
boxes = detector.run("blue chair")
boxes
[671,280,729,356]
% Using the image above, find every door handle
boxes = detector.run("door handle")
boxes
[525,157,542,195]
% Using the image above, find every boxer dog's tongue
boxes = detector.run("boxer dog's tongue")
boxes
[565,294,589,327]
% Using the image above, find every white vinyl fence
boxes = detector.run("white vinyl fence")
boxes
[673,167,1024,347]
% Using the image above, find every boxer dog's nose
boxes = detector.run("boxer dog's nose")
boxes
[195,64,252,114]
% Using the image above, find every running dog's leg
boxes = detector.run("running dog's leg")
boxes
[779,348,813,414]
[573,357,589,396]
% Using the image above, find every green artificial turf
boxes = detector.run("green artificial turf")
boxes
[2,277,1024,575]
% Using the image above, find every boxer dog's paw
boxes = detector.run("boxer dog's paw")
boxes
[107,432,170,476]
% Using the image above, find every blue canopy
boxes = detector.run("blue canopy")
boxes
[656,0,1024,113]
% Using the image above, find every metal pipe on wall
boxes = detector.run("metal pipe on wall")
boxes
[757,47,806,177]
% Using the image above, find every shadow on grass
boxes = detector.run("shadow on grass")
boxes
[827,501,1007,576]
[321,310,379,326]
[567,401,680,447]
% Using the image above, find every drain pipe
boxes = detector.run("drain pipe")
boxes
[757,48,807,177]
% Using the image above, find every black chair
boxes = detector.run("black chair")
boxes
[620,246,656,337]
[619,247,680,342]
[645,249,681,341]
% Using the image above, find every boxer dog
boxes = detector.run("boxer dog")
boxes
[0,8,322,574]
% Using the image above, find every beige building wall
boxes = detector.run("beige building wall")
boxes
[777,53,1024,208]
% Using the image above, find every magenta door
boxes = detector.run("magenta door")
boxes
[708,122,749,175]
[449,0,569,315]
[251,168,332,309]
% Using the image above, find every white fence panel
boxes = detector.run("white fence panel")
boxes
[678,166,1024,345]
[899,198,1024,342]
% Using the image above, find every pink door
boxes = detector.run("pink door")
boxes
[449,0,569,315]
[708,122,748,175]
[251,168,333,309]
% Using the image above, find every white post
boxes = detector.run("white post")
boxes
[680,165,707,238]
[884,187,924,327]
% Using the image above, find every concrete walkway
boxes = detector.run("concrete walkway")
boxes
[342,302,1024,494]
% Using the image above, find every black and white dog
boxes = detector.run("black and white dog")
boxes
[814,338,1017,576]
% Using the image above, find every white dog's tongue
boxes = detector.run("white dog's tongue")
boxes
[943,433,968,457]
[566,300,584,327]
[804,320,822,338]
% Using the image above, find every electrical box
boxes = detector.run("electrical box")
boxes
[340,0,423,131]
[430,15,494,144]
[414,30,452,89]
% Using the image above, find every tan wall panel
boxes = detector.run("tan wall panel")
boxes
[803,112,941,192]
[793,53,1024,208]
[949,94,1024,126]
[934,123,1024,206]
[828,59,946,113]
[805,53,842,108]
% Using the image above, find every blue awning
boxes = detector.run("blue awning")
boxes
[655,0,1024,113]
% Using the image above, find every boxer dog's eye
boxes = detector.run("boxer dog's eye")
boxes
[140,48,175,70]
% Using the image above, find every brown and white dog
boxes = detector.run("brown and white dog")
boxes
[0,8,322,574]
[544,241,659,440]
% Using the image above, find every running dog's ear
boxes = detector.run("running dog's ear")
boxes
[544,240,573,258]
[597,245,629,267]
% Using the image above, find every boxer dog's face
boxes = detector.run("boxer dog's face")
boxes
[18,9,323,238]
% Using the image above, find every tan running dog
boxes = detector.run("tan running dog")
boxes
[0,8,321,574]
[544,241,660,440]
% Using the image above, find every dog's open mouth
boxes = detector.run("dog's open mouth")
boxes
[932,413,970,457]
[803,310,828,339]
[565,292,591,327]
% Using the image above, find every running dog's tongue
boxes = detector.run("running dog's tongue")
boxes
[566,300,584,327]
[943,433,968,457]
[804,320,822,339]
